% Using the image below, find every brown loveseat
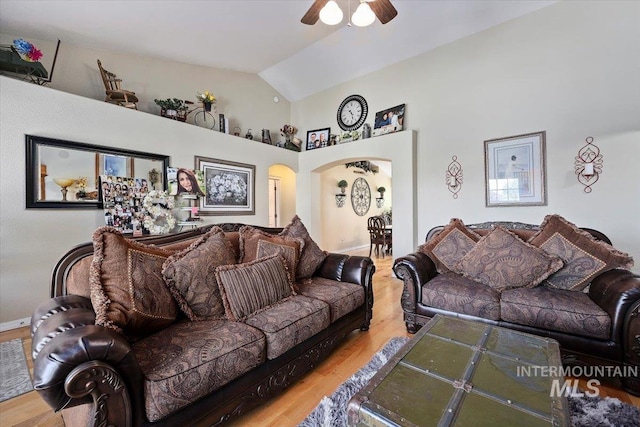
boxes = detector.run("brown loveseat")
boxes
[30,219,375,426]
[393,216,640,395]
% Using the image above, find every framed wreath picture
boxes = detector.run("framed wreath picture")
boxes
[484,131,547,207]
[195,156,255,215]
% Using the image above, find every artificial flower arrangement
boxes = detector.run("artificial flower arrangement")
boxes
[196,91,216,104]
[76,176,87,192]
[12,38,43,62]
[280,124,301,152]
[142,190,176,235]
[280,124,297,141]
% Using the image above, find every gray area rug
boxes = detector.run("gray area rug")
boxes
[0,338,34,402]
[300,337,640,427]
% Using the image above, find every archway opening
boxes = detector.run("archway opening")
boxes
[268,164,296,227]
[317,158,392,253]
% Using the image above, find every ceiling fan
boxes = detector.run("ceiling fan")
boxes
[301,0,398,26]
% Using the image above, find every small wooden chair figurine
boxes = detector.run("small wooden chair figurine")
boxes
[97,59,138,109]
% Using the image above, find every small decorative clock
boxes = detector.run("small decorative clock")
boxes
[351,177,371,216]
[337,94,368,131]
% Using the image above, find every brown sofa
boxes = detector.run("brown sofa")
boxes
[30,221,375,426]
[393,217,640,395]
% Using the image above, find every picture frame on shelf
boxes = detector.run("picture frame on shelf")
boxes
[373,104,405,136]
[195,156,255,215]
[484,131,547,207]
[306,127,331,150]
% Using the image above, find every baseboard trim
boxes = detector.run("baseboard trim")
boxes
[334,244,369,253]
[0,317,30,332]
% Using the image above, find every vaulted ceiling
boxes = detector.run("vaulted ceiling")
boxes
[0,0,555,101]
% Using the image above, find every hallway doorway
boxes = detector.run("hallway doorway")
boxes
[268,177,281,227]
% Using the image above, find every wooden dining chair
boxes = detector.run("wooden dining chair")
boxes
[97,59,138,109]
[368,216,392,258]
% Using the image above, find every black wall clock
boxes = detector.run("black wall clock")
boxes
[351,177,371,216]
[337,94,368,131]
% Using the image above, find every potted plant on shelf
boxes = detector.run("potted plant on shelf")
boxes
[336,180,348,208]
[376,186,386,208]
[154,98,189,121]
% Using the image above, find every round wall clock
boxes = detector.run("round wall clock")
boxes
[351,177,371,216]
[337,94,368,131]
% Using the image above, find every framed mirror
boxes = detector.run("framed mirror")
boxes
[26,135,170,209]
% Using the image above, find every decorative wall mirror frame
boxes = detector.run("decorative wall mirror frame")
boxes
[25,135,170,209]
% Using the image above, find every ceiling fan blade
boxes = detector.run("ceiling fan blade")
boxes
[301,0,329,25]
[368,0,398,24]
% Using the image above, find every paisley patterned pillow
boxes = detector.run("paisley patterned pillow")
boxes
[455,226,564,292]
[162,227,237,321]
[279,215,327,280]
[529,215,634,291]
[89,227,177,338]
[239,226,304,274]
[418,218,481,274]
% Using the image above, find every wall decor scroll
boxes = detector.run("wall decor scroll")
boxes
[574,136,603,193]
[351,177,371,216]
[446,155,463,199]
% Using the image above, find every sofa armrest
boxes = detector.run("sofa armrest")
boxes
[316,253,375,330]
[31,296,145,427]
[589,269,640,365]
[392,252,438,333]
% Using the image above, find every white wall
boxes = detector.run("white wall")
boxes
[0,77,297,323]
[292,1,640,269]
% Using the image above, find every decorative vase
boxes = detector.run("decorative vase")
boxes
[203,102,212,112]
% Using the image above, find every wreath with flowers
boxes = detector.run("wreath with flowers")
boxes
[142,190,176,235]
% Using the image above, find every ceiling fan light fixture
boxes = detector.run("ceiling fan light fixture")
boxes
[352,2,376,27]
[319,0,344,25]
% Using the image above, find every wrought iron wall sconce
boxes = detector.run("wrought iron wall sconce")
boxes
[574,136,603,193]
[336,180,348,207]
[375,197,384,208]
[445,155,463,199]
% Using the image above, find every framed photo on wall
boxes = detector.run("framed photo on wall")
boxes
[195,156,255,215]
[306,127,331,150]
[484,131,547,207]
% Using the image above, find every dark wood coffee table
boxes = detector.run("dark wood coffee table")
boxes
[347,314,570,426]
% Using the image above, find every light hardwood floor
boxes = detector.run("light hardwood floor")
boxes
[1,248,638,426]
